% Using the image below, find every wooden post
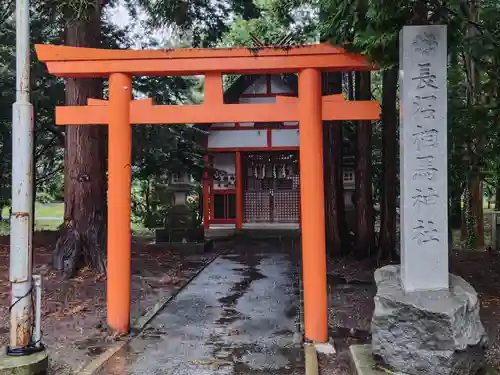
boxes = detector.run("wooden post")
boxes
[107,73,132,333]
[298,68,328,343]
[236,151,243,230]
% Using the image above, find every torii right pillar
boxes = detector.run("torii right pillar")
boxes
[298,68,328,344]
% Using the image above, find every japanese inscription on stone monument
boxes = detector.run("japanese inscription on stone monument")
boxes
[400,25,448,291]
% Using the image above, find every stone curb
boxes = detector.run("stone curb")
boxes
[304,343,319,375]
[76,251,223,375]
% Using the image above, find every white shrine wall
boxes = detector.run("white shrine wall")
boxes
[208,128,301,149]
[208,130,268,148]
[271,129,300,147]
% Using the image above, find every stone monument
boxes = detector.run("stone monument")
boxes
[350,25,488,375]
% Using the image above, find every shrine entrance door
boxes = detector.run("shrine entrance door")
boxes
[243,151,300,224]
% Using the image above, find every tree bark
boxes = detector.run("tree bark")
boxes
[470,174,484,246]
[347,72,354,101]
[496,180,500,210]
[461,194,467,241]
[322,72,346,257]
[449,187,462,229]
[354,71,374,259]
[377,67,399,262]
[54,3,107,277]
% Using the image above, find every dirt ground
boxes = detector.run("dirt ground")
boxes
[0,231,218,374]
[321,250,500,374]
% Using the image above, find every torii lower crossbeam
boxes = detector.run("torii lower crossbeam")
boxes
[36,43,380,344]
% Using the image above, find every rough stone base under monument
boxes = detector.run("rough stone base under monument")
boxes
[371,265,488,375]
[349,345,499,375]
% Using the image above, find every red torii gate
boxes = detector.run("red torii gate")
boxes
[36,42,379,343]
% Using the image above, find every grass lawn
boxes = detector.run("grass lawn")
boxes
[1,202,64,218]
[0,201,152,235]
[0,219,151,236]
[34,202,64,218]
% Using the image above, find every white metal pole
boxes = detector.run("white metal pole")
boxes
[9,0,34,350]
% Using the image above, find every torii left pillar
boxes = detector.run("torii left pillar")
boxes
[298,68,328,343]
[107,73,132,332]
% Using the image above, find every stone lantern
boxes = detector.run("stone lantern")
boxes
[169,172,193,208]
[155,172,206,247]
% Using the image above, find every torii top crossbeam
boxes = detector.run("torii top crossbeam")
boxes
[35,42,380,344]
[36,43,375,77]
[36,43,380,125]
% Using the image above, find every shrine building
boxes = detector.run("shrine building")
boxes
[203,74,356,233]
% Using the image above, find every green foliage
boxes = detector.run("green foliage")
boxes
[219,0,316,47]
[128,0,261,47]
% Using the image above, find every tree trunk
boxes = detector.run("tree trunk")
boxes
[461,194,467,241]
[377,67,398,262]
[354,71,374,259]
[496,181,500,210]
[470,175,484,246]
[449,187,462,229]
[322,72,346,257]
[53,5,107,277]
[462,174,483,248]
[347,73,354,101]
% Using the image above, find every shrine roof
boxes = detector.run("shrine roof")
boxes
[223,74,298,103]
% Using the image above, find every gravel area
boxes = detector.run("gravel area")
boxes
[0,231,218,374]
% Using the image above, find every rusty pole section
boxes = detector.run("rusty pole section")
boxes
[9,0,34,350]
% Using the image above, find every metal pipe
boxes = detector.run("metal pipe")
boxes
[9,0,34,350]
[32,275,42,347]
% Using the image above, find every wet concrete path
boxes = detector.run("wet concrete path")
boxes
[95,239,305,375]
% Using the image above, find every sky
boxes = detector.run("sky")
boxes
[105,0,174,49]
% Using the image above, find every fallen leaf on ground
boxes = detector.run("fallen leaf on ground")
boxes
[67,304,88,315]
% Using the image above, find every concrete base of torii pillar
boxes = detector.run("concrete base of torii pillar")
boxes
[0,348,48,375]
